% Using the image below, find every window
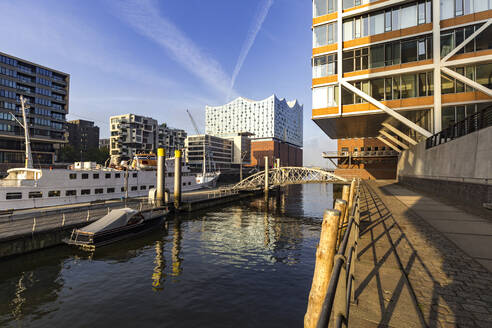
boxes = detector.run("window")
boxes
[418,1,426,24]
[132,173,138,178]
[131,186,138,191]
[93,174,99,179]
[105,173,111,179]
[441,33,454,57]
[48,190,60,197]
[115,173,121,178]
[418,73,427,96]
[95,188,103,194]
[370,11,384,35]
[441,73,455,94]
[149,185,154,189]
[385,11,392,32]
[140,185,146,190]
[401,40,417,63]
[82,173,89,179]
[66,190,76,196]
[476,63,492,89]
[121,187,126,192]
[314,25,328,47]
[442,106,456,128]
[6,192,22,200]
[370,78,385,101]
[441,0,454,19]
[418,40,426,60]
[370,45,384,68]
[69,173,77,179]
[314,0,328,17]
[401,74,416,98]
[107,188,115,193]
[28,191,42,198]
[81,189,90,195]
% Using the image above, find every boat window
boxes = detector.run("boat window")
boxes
[66,190,76,196]
[132,173,138,178]
[149,185,154,189]
[127,214,143,226]
[6,192,22,200]
[188,182,191,185]
[168,173,172,177]
[121,187,126,192]
[69,173,77,179]
[93,174,99,179]
[28,191,43,198]
[115,173,121,178]
[105,173,111,179]
[82,173,89,179]
[107,188,115,193]
[131,186,137,191]
[182,182,186,186]
[81,189,90,195]
[140,185,146,190]
[48,190,60,197]
[95,188,103,194]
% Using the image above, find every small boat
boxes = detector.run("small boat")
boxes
[64,207,165,250]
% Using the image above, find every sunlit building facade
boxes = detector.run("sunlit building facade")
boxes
[312,0,492,178]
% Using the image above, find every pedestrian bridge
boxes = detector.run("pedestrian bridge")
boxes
[232,167,348,190]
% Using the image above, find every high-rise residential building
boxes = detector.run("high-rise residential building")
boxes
[99,138,110,149]
[109,114,187,162]
[312,0,492,179]
[158,123,187,156]
[110,114,158,161]
[0,52,69,172]
[206,95,303,167]
[185,134,233,170]
[67,119,100,153]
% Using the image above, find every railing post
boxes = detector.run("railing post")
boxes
[304,209,341,328]
[264,156,269,193]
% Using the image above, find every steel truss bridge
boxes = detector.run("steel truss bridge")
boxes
[232,167,348,190]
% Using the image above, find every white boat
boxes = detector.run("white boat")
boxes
[0,96,220,211]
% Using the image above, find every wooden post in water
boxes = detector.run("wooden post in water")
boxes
[334,199,348,248]
[304,209,341,328]
[174,150,182,209]
[347,179,356,217]
[264,156,269,193]
[342,185,350,203]
[156,148,166,206]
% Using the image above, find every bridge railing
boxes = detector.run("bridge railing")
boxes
[426,105,492,149]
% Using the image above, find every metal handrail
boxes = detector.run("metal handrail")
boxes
[316,184,360,328]
[426,105,492,149]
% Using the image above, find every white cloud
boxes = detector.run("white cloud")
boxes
[229,0,274,99]
[113,0,235,99]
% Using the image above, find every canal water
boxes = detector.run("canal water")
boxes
[0,183,339,328]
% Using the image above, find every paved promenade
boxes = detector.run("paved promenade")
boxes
[349,180,492,328]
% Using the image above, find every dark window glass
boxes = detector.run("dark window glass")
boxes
[342,86,354,105]
[48,190,60,197]
[465,66,475,92]
[464,26,475,52]
[440,33,454,57]
[456,106,466,122]
[107,188,115,193]
[385,78,393,100]
[132,173,138,178]
[401,74,416,98]
[476,25,492,51]
[385,45,393,66]
[115,173,121,178]
[6,192,22,199]
[370,78,385,101]
[95,188,103,194]
[81,189,90,195]
[392,76,400,99]
[455,28,464,54]
[428,72,434,95]
[29,191,42,198]
[361,47,369,69]
[441,73,455,94]
[418,73,427,97]
[455,67,465,92]
[392,43,401,64]
[131,186,138,191]
[121,187,125,192]
[476,63,492,89]
[401,40,417,63]
[140,185,146,190]
[82,173,88,179]
[343,51,354,72]
[442,107,455,129]
[105,173,111,179]
[370,44,384,68]
[93,174,99,179]
[69,173,76,179]
[66,190,76,196]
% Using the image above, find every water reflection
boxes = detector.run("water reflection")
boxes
[152,241,165,291]
[171,218,183,277]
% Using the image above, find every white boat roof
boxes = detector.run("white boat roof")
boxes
[7,168,42,173]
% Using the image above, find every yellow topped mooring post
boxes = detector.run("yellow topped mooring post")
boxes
[156,148,165,205]
[174,150,182,209]
[264,156,269,193]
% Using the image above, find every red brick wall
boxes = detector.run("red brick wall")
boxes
[249,140,303,167]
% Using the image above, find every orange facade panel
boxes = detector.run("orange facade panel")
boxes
[442,91,492,104]
[312,75,337,86]
[343,23,432,49]
[341,96,433,114]
[441,10,492,29]
[313,44,337,55]
[342,0,390,13]
[312,107,338,117]
[448,49,492,62]
[343,59,433,78]
[313,12,337,25]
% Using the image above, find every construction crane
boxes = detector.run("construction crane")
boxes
[186,109,209,175]
[186,109,201,134]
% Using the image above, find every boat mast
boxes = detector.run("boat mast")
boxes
[20,96,33,169]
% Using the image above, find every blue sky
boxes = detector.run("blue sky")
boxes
[0,0,336,166]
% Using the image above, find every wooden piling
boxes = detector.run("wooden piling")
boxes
[304,209,342,328]
[342,185,350,203]
[334,199,348,250]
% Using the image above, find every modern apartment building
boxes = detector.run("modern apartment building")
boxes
[185,134,233,170]
[0,52,69,172]
[206,95,303,167]
[67,119,99,153]
[312,0,492,178]
[110,114,158,161]
[110,114,187,162]
[158,123,187,156]
[99,138,110,149]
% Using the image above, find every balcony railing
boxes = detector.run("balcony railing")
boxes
[322,150,399,158]
[426,106,492,149]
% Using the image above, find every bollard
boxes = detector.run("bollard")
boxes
[32,217,36,233]
[174,150,182,209]
[264,156,269,193]
[156,148,166,205]
[347,179,356,218]
[304,209,341,328]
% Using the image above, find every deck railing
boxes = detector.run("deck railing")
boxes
[426,106,492,149]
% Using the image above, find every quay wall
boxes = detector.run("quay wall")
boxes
[397,126,492,208]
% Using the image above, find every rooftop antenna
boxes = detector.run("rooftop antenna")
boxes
[10,95,33,168]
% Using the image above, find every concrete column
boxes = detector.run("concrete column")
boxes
[156,148,165,205]
[264,156,269,192]
[174,150,182,209]
[433,0,441,133]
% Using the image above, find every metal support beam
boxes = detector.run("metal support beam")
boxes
[441,66,492,98]
[381,123,418,145]
[379,130,409,149]
[377,136,401,153]
[442,20,492,62]
[340,80,433,137]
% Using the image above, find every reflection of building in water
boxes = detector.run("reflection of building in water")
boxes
[172,219,183,277]
[152,241,165,291]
